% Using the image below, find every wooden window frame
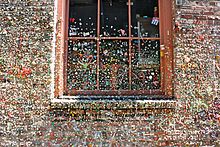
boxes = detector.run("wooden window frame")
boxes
[54,0,174,98]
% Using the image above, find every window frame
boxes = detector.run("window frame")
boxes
[54,0,174,98]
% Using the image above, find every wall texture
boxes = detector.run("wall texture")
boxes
[0,0,219,146]
[175,0,219,101]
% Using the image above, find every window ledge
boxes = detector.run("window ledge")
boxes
[50,95,176,110]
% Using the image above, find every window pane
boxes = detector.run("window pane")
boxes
[67,40,97,90]
[99,40,129,90]
[101,0,128,37]
[131,40,160,90]
[131,0,159,37]
[69,0,97,37]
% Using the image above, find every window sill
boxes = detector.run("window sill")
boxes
[50,95,176,110]
[49,95,176,121]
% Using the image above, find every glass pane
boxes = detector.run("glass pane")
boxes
[101,0,128,37]
[67,40,97,90]
[69,0,97,37]
[131,0,159,37]
[131,40,160,90]
[99,40,129,90]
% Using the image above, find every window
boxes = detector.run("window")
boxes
[54,0,174,98]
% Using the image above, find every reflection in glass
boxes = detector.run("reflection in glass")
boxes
[67,40,97,90]
[101,0,128,37]
[131,40,160,90]
[99,40,129,90]
[131,0,159,37]
[132,40,160,65]
[69,0,97,37]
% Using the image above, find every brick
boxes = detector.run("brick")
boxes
[194,15,207,20]
[181,14,193,19]
[203,11,215,15]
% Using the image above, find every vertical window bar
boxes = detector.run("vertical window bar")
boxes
[128,0,132,90]
[159,0,164,92]
[64,0,69,94]
[96,0,101,90]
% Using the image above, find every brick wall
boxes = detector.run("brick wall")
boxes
[175,0,219,101]
[0,1,54,106]
[1,0,218,106]
[0,0,219,146]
